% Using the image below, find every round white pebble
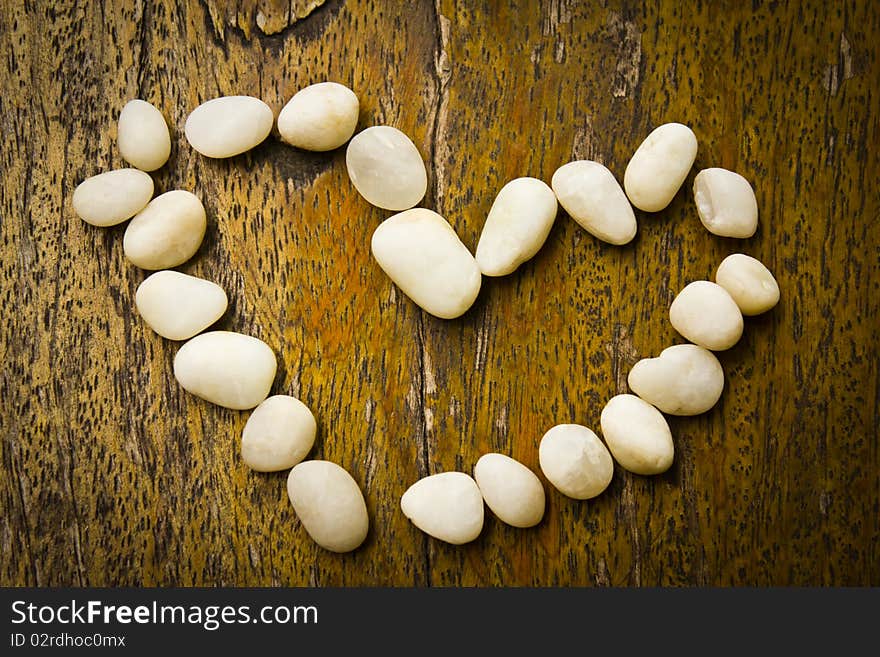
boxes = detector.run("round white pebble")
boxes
[538,424,614,499]
[277,82,359,152]
[474,177,558,276]
[624,122,698,212]
[72,169,154,227]
[173,331,276,410]
[400,472,484,545]
[669,280,744,351]
[715,253,780,315]
[346,125,427,210]
[627,344,724,415]
[473,453,545,528]
[693,168,758,238]
[551,160,637,245]
[118,99,171,171]
[287,460,369,553]
[123,190,207,270]
[241,395,317,472]
[135,270,227,341]
[371,208,481,319]
[600,394,674,475]
[184,96,273,158]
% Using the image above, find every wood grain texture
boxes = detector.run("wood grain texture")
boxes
[1,0,877,586]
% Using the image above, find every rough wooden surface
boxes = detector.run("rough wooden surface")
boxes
[1,0,877,586]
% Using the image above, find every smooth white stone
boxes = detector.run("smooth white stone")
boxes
[118,99,171,171]
[184,96,273,158]
[173,331,276,410]
[473,453,545,528]
[600,394,674,475]
[72,169,154,227]
[400,472,484,545]
[627,344,724,416]
[669,280,744,351]
[287,460,369,553]
[551,160,637,245]
[693,168,758,238]
[345,125,427,210]
[277,82,359,152]
[241,395,317,472]
[538,424,614,499]
[135,270,227,341]
[475,177,558,276]
[624,123,698,212]
[123,190,206,270]
[715,253,780,315]
[371,208,481,319]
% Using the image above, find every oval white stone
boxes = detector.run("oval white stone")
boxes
[184,96,273,158]
[473,453,545,528]
[241,395,317,472]
[173,331,276,410]
[474,177,558,276]
[400,472,484,545]
[123,190,207,270]
[118,99,171,171]
[72,169,154,227]
[371,208,481,319]
[715,253,780,315]
[287,460,369,553]
[693,168,758,238]
[135,270,227,341]
[538,424,614,499]
[345,125,427,210]
[624,122,698,212]
[669,280,744,351]
[600,394,674,475]
[277,82,359,152]
[627,344,724,415]
[551,160,637,245]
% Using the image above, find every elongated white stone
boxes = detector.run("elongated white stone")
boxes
[184,96,273,158]
[278,82,359,152]
[669,280,744,351]
[693,168,758,238]
[173,331,276,410]
[624,123,698,212]
[551,160,637,245]
[600,394,674,475]
[473,453,545,528]
[123,190,206,270]
[241,395,317,472]
[346,125,427,210]
[118,99,171,171]
[538,424,614,499]
[475,177,558,276]
[371,208,481,319]
[715,253,780,315]
[627,344,724,415]
[135,270,227,341]
[72,169,154,227]
[400,472,484,545]
[287,460,369,553]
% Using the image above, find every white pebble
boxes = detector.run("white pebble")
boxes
[287,460,369,553]
[123,190,206,270]
[277,82,359,152]
[184,96,273,158]
[693,168,758,238]
[72,169,154,227]
[600,394,674,475]
[627,344,724,416]
[135,271,227,341]
[241,395,317,472]
[117,99,171,171]
[669,280,744,351]
[474,177,558,276]
[551,160,637,245]
[538,424,614,499]
[624,122,698,212]
[473,453,545,528]
[715,253,780,315]
[371,208,481,319]
[400,472,484,545]
[346,125,427,210]
[173,331,276,410]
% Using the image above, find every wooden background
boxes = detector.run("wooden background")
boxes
[1,0,877,587]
